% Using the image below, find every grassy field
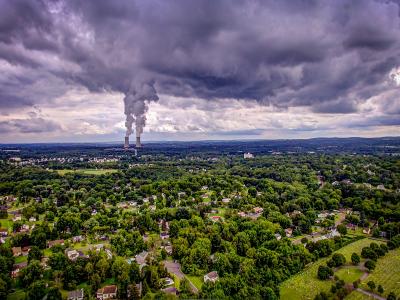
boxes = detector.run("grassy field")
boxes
[56,169,118,175]
[7,290,25,300]
[345,290,375,300]
[280,238,382,300]
[0,219,12,229]
[186,275,204,290]
[335,266,364,283]
[359,247,400,296]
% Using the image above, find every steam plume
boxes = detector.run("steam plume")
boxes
[123,81,159,141]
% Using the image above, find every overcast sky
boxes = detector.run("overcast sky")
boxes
[0,0,400,143]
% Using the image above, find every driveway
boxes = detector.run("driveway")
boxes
[163,260,199,294]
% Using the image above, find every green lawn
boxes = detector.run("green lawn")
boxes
[0,219,12,229]
[7,290,25,300]
[359,247,400,297]
[335,266,364,283]
[186,275,203,290]
[56,169,118,175]
[345,290,374,300]
[14,255,27,263]
[280,238,383,300]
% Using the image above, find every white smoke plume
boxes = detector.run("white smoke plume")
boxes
[123,80,159,138]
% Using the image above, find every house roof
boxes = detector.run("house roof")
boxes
[102,285,117,294]
[68,289,84,298]
[206,271,218,279]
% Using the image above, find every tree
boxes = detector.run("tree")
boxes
[19,260,43,287]
[317,265,333,280]
[337,224,347,235]
[377,285,384,294]
[365,260,376,271]
[387,291,397,300]
[0,277,8,299]
[367,281,376,291]
[179,278,193,297]
[351,253,360,265]
[27,280,46,300]
[332,253,346,267]
[28,246,42,263]
[47,287,62,300]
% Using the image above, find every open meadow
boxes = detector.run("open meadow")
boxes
[280,238,383,300]
[56,169,118,176]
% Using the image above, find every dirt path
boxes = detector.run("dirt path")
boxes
[356,288,386,300]
[163,260,199,294]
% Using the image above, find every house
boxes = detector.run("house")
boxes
[68,289,84,300]
[274,233,282,241]
[204,271,219,283]
[12,246,22,257]
[12,262,27,278]
[238,211,247,217]
[221,198,231,203]
[162,277,174,286]
[29,217,37,222]
[243,152,254,159]
[161,287,178,296]
[48,239,65,248]
[210,215,222,222]
[285,228,293,238]
[21,246,31,256]
[160,232,170,240]
[135,251,149,268]
[96,285,117,300]
[93,244,104,252]
[72,235,84,243]
[66,249,87,261]
[377,184,385,190]
[164,245,173,255]
[19,224,30,233]
[0,228,7,237]
[253,207,264,214]
[13,214,22,222]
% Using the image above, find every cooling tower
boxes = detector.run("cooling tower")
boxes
[136,136,142,148]
[124,136,129,149]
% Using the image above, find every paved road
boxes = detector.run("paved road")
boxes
[163,260,199,294]
[356,288,386,300]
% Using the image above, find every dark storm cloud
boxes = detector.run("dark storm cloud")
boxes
[0,117,61,133]
[0,0,399,118]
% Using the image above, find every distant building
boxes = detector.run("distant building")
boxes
[160,232,170,240]
[285,228,293,237]
[68,289,84,300]
[244,152,254,159]
[47,239,64,248]
[204,271,219,283]
[221,198,231,203]
[161,287,178,296]
[12,262,27,278]
[96,285,117,300]
[12,247,22,257]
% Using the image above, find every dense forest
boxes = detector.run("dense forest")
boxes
[0,145,399,299]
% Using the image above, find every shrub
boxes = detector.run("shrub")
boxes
[318,265,333,280]
[367,281,376,291]
[351,252,360,265]
[377,285,384,294]
[365,260,376,271]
